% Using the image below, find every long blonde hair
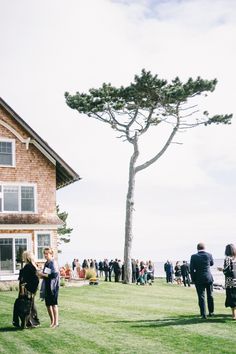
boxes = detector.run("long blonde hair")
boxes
[22,250,37,268]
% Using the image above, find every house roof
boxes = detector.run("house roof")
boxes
[0,97,81,189]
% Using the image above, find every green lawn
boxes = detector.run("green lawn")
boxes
[0,280,235,354]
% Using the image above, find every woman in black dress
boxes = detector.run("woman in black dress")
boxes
[13,251,40,328]
[220,244,236,319]
[39,247,60,328]
[174,261,182,285]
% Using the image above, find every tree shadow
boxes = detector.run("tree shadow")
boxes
[108,314,230,328]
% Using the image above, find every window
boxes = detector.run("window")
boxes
[0,139,15,167]
[37,233,51,260]
[15,238,27,271]
[21,186,34,212]
[0,183,36,213]
[4,186,19,211]
[0,236,28,274]
[0,238,13,272]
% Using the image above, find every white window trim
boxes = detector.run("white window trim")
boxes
[0,137,16,167]
[0,233,31,275]
[34,231,52,262]
[0,181,37,214]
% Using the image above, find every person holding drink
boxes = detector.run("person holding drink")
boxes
[218,244,236,320]
[38,247,60,328]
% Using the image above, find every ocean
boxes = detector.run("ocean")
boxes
[154,258,224,285]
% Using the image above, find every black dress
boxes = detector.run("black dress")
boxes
[223,257,236,308]
[174,265,181,279]
[13,262,40,327]
[19,263,39,294]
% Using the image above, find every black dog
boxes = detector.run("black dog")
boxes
[13,295,32,329]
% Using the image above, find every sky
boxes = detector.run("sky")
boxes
[1,0,236,265]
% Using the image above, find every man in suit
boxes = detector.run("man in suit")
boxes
[164,260,173,283]
[181,261,191,287]
[103,259,110,281]
[190,242,214,319]
[113,259,121,282]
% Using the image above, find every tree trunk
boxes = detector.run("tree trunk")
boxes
[123,138,139,284]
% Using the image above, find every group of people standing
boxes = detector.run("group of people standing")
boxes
[14,242,236,329]
[132,260,155,285]
[72,258,124,282]
[190,242,236,320]
[71,258,155,285]
[164,242,236,320]
[100,258,155,285]
[164,260,191,287]
[13,247,60,329]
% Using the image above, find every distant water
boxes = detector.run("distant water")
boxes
[154,258,225,285]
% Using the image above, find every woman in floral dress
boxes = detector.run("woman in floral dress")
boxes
[220,244,236,319]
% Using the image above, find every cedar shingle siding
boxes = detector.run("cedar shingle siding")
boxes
[0,98,79,279]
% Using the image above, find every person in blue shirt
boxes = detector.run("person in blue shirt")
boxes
[39,247,60,328]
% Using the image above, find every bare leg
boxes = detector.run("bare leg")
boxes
[46,306,54,326]
[232,307,236,319]
[52,305,59,327]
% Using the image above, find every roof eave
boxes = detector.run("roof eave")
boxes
[0,97,81,188]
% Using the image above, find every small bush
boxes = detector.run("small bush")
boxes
[85,268,96,280]
[0,283,8,292]
[60,278,66,287]
[0,281,18,292]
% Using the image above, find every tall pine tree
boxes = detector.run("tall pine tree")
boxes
[65,69,232,283]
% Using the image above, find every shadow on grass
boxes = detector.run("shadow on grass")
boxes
[0,326,21,332]
[109,314,230,328]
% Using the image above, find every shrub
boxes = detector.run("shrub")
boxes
[0,283,8,292]
[60,278,66,287]
[85,268,97,280]
[9,284,15,291]
[0,281,18,291]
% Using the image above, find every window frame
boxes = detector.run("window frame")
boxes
[0,138,16,167]
[21,185,35,212]
[0,234,31,275]
[35,231,52,262]
[0,182,37,214]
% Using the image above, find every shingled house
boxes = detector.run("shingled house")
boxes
[0,98,80,280]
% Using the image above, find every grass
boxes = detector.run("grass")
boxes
[0,279,236,354]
